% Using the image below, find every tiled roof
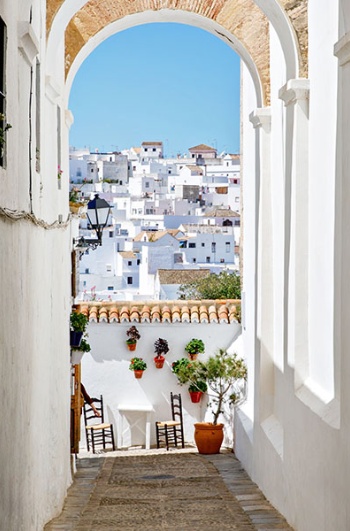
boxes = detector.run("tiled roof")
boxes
[142,141,163,146]
[157,269,211,285]
[75,300,240,325]
[133,230,176,242]
[185,165,203,174]
[189,144,216,152]
[204,208,240,217]
[119,251,137,259]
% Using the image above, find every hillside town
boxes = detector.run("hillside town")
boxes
[70,141,241,301]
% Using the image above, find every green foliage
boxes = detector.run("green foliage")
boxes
[185,338,205,355]
[129,357,147,371]
[172,358,207,394]
[154,338,169,357]
[178,270,241,300]
[204,349,247,424]
[74,338,91,353]
[70,312,89,332]
[234,304,241,323]
[126,326,141,343]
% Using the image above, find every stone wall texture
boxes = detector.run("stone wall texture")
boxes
[46,0,308,104]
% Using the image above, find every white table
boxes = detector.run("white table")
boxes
[117,404,154,449]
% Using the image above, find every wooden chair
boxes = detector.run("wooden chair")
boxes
[155,392,185,450]
[83,395,116,453]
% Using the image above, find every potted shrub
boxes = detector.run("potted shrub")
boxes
[154,338,169,368]
[172,358,207,402]
[129,357,147,379]
[194,349,247,454]
[70,311,89,348]
[71,338,91,365]
[185,338,205,360]
[126,326,141,351]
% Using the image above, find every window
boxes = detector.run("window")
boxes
[85,268,89,274]
[83,281,86,287]
[145,182,150,188]
[226,242,231,253]
[234,219,240,226]
[233,178,239,184]
[77,168,82,177]
[91,168,94,173]
[128,261,132,266]
[137,259,140,265]
[201,243,205,247]
[127,277,133,285]
[153,148,156,152]
[211,242,216,253]
[109,230,114,238]
[206,257,210,263]
[220,258,225,263]
[133,166,136,171]
[107,286,114,290]
[144,148,148,152]
[192,258,196,263]
[189,242,196,248]
[106,264,112,272]
[235,197,239,202]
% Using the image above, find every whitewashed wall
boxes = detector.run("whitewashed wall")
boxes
[80,321,241,448]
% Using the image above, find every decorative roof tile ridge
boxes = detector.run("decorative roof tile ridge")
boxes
[89,305,98,323]
[130,306,140,323]
[141,305,151,323]
[109,306,119,323]
[99,306,109,323]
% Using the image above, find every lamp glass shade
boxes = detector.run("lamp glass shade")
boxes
[86,194,111,229]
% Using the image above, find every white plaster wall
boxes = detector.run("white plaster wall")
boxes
[80,321,242,448]
[0,2,72,529]
[235,5,350,531]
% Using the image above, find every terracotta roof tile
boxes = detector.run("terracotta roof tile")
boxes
[189,144,216,152]
[74,300,241,326]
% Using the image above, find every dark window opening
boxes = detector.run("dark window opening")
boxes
[127,276,133,285]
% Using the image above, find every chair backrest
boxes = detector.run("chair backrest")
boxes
[83,394,105,426]
[170,392,183,424]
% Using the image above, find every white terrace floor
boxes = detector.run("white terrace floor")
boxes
[45,446,294,530]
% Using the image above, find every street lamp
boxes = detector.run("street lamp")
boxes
[74,194,112,254]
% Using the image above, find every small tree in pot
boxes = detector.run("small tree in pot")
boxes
[154,338,169,368]
[194,349,247,454]
[126,326,141,351]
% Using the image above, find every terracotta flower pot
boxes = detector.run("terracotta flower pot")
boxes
[127,341,137,351]
[194,422,224,454]
[154,355,165,369]
[189,391,202,403]
[189,353,198,360]
[133,370,144,379]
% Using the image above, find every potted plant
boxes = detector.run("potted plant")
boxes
[70,311,89,348]
[126,326,141,351]
[185,338,205,360]
[71,338,91,365]
[172,358,207,402]
[194,349,247,454]
[154,338,169,368]
[129,357,147,379]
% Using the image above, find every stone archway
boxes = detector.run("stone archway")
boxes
[46,0,308,106]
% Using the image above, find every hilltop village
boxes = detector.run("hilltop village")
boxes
[70,141,241,300]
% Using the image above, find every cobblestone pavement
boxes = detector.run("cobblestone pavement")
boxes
[45,448,294,531]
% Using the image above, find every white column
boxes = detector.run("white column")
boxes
[279,79,310,388]
[249,108,274,422]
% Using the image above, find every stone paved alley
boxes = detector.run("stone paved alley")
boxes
[45,449,294,531]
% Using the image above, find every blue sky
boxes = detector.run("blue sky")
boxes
[69,23,241,157]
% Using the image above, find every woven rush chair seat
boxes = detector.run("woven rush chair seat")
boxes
[155,393,185,450]
[83,395,115,453]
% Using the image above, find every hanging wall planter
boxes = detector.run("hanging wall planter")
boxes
[126,326,141,351]
[71,350,84,365]
[189,391,203,403]
[134,370,145,379]
[185,339,205,360]
[70,330,83,348]
[154,338,169,369]
[154,355,165,369]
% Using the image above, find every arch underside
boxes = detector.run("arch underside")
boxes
[46,0,308,107]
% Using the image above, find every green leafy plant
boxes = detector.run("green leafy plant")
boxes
[70,312,89,332]
[185,338,205,355]
[129,357,147,371]
[126,326,141,344]
[73,338,91,353]
[154,338,169,358]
